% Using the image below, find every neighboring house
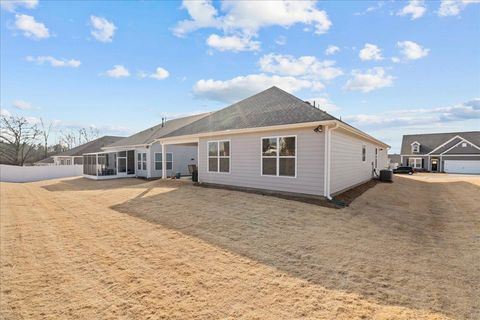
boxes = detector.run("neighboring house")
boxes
[82,113,209,179]
[388,154,401,169]
[36,136,124,166]
[400,131,480,174]
[154,87,389,199]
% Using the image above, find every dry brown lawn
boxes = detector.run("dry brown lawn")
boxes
[1,173,479,319]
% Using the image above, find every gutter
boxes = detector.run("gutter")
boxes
[324,122,339,200]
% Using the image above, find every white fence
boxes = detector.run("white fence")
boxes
[0,164,83,183]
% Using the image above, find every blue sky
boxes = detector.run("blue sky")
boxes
[1,0,479,152]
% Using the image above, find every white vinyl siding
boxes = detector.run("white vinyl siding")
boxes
[155,152,173,171]
[149,142,197,178]
[330,128,388,194]
[198,127,325,196]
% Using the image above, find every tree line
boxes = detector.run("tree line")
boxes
[0,114,99,166]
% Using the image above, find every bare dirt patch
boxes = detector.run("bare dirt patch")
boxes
[1,174,479,319]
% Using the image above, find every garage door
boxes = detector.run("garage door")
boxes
[444,160,480,174]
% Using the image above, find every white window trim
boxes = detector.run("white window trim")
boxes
[142,153,147,171]
[154,152,173,171]
[207,140,231,174]
[408,157,422,169]
[260,135,297,178]
[411,142,420,153]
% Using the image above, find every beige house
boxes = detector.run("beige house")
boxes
[82,87,389,198]
[157,87,389,199]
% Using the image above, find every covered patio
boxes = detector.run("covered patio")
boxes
[83,150,136,180]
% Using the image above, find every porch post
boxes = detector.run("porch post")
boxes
[161,143,166,179]
[96,154,98,177]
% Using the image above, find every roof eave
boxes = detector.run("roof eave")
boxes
[157,120,390,149]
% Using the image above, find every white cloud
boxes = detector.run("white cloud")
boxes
[259,53,343,81]
[344,67,394,93]
[397,0,427,19]
[275,35,287,46]
[173,0,220,36]
[305,97,338,113]
[0,108,11,117]
[397,40,429,60]
[325,45,340,55]
[138,67,170,80]
[438,0,480,16]
[104,65,130,78]
[354,1,385,15]
[344,98,480,129]
[14,14,50,39]
[193,73,323,103]
[173,0,332,36]
[13,100,32,110]
[90,15,116,42]
[26,56,81,68]
[206,34,260,52]
[1,0,38,12]
[391,57,401,63]
[359,43,383,61]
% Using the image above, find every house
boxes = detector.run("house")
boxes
[82,113,209,179]
[388,154,401,169]
[82,87,389,198]
[155,87,389,199]
[400,131,480,174]
[35,136,124,166]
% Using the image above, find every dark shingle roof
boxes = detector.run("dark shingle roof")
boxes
[400,131,480,154]
[162,86,337,138]
[55,136,124,156]
[104,113,210,148]
[36,157,54,164]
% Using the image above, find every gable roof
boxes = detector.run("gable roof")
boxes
[35,156,54,164]
[162,86,337,139]
[104,113,210,148]
[400,131,480,155]
[54,136,124,157]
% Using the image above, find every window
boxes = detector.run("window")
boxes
[261,136,296,177]
[155,152,172,171]
[411,142,420,153]
[408,158,422,169]
[137,153,147,170]
[208,141,230,173]
[362,145,366,161]
[66,159,71,165]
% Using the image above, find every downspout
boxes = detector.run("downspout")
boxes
[324,122,339,200]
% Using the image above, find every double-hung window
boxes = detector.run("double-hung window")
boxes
[208,140,230,173]
[362,145,366,162]
[142,153,147,170]
[155,153,173,170]
[137,153,147,170]
[261,136,296,177]
[408,158,422,169]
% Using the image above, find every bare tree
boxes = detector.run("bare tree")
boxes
[40,118,54,158]
[59,127,99,150]
[79,127,99,144]
[0,114,41,166]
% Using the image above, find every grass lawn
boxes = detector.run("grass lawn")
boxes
[1,173,479,319]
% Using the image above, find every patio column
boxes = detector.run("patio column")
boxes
[161,143,166,179]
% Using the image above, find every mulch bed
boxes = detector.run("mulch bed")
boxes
[334,179,380,206]
[196,179,381,209]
